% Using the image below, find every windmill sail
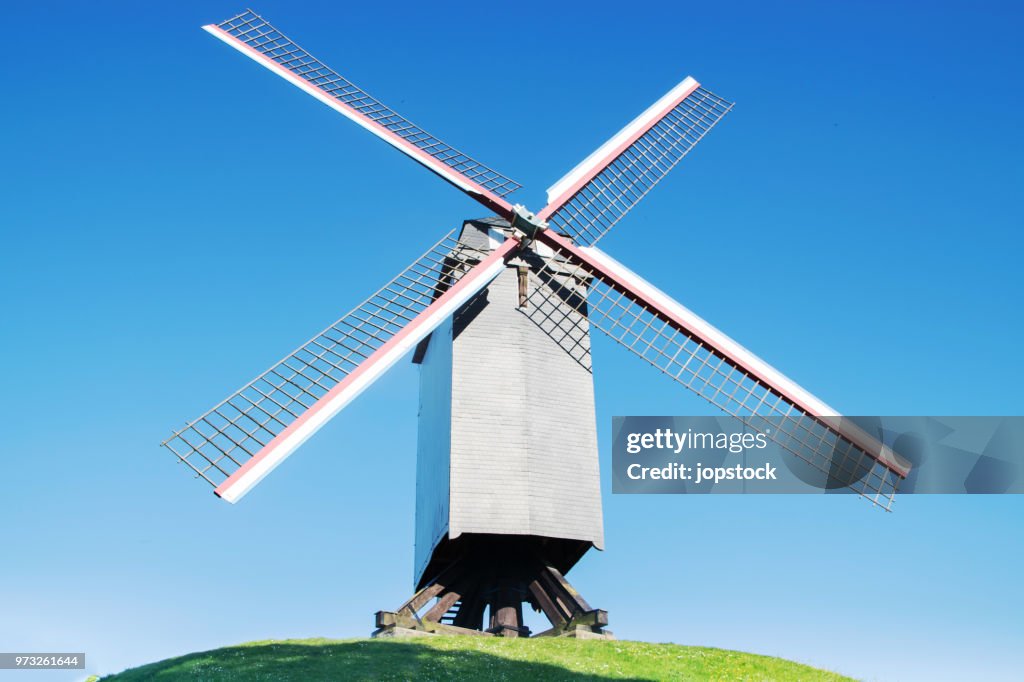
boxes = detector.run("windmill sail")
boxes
[204,9,520,218]
[163,231,518,503]
[538,79,732,246]
[529,230,910,510]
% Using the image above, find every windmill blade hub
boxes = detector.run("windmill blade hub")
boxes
[510,203,548,239]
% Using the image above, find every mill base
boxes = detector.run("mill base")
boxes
[372,544,611,639]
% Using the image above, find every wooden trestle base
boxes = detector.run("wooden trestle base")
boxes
[372,547,611,639]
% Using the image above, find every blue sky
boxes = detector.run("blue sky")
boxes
[1,1,1022,680]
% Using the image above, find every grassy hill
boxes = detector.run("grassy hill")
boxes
[100,636,854,681]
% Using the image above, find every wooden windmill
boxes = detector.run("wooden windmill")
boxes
[164,9,911,639]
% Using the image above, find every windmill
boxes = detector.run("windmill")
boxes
[164,9,912,639]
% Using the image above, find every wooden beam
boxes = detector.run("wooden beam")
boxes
[528,579,568,627]
[397,560,462,615]
[428,622,494,636]
[537,566,584,618]
[423,588,462,623]
[568,609,609,629]
[400,581,446,617]
[544,564,593,612]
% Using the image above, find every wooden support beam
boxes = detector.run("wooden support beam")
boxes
[544,564,593,612]
[487,623,529,638]
[375,610,494,637]
[568,609,609,629]
[528,579,569,627]
[428,622,494,636]
[399,581,446,616]
[423,588,462,623]
[397,560,462,615]
[537,566,583,618]
[375,610,418,630]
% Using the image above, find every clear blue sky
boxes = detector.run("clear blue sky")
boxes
[1,1,1022,680]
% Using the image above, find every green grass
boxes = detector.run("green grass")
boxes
[101,636,854,681]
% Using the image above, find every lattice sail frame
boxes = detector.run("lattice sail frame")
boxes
[174,10,908,508]
[538,79,733,246]
[526,233,908,510]
[205,9,519,216]
[163,230,511,496]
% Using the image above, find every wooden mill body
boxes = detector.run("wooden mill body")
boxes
[411,218,605,591]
